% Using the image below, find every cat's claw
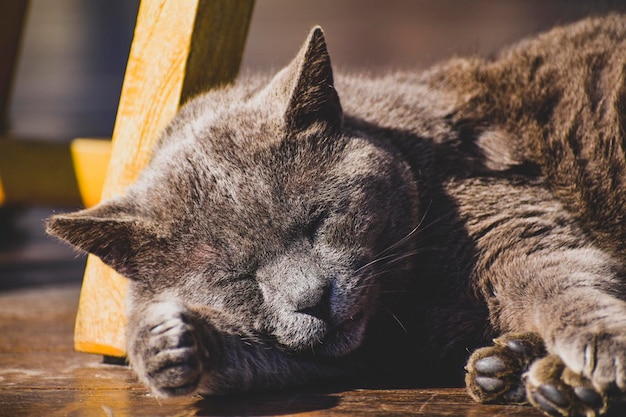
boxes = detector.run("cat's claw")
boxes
[133,301,204,397]
[466,333,546,404]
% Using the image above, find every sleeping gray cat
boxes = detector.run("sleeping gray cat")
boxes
[47,14,626,417]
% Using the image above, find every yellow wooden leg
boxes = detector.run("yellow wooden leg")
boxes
[0,138,111,208]
[70,139,111,208]
[0,139,81,206]
[74,0,255,357]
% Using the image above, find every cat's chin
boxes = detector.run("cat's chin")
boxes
[318,312,368,357]
[275,311,368,357]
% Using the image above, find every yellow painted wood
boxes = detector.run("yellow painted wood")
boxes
[0,138,111,208]
[70,138,111,208]
[75,0,255,357]
[0,139,81,206]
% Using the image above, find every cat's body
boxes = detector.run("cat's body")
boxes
[48,15,626,417]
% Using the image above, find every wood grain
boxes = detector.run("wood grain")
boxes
[70,138,112,208]
[74,0,255,356]
[0,284,548,417]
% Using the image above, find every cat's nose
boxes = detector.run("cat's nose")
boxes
[296,285,331,322]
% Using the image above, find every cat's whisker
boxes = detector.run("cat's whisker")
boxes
[354,253,407,274]
[369,210,455,274]
[378,303,408,333]
[408,212,457,242]
[361,267,405,283]
[384,249,430,266]
[356,243,441,277]
[355,248,434,286]
[357,246,448,286]
[375,200,433,259]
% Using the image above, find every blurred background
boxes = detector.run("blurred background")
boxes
[2,0,626,288]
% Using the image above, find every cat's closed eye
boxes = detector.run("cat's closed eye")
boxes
[231,272,255,283]
[304,213,327,241]
[300,207,329,241]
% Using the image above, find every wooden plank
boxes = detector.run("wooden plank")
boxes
[0,139,81,207]
[70,138,111,208]
[0,138,111,208]
[0,284,548,417]
[74,0,255,357]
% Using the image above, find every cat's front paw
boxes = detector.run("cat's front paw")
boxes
[466,332,545,404]
[130,300,206,397]
[525,355,608,417]
[553,328,626,394]
[533,325,626,417]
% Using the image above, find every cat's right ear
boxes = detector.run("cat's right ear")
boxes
[46,197,154,279]
[261,26,343,134]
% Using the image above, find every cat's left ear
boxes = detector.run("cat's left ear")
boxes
[46,197,158,279]
[267,26,343,134]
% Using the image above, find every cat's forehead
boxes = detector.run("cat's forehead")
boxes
[136,74,397,233]
[147,112,391,203]
[159,107,280,158]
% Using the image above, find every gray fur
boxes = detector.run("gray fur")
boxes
[47,15,626,415]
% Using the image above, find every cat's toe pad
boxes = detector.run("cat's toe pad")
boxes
[525,355,607,417]
[466,333,545,404]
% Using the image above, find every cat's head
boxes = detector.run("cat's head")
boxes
[47,27,419,357]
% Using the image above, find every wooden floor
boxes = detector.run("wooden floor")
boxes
[0,282,547,417]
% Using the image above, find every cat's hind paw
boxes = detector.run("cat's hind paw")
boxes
[131,301,205,397]
[466,332,546,404]
[525,354,608,417]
